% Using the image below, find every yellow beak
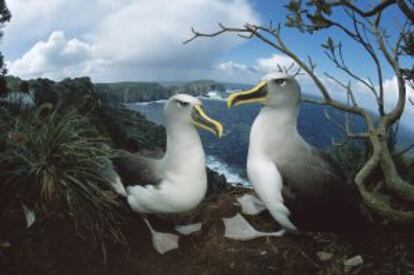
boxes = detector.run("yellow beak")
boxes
[192,104,223,138]
[227,80,268,108]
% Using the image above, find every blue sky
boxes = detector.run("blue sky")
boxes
[1,0,413,131]
[216,1,407,80]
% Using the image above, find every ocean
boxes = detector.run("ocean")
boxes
[126,92,413,185]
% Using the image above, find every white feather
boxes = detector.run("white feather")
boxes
[175,223,202,235]
[22,204,36,229]
[236,193,267,216]
[223,213,286,241]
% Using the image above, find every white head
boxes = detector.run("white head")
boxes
[227,72,301,109]
[164,94,223,138]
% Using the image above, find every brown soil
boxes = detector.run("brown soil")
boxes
[1,189,413,275]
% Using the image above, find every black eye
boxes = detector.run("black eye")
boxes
[274,79,287,85]
[176,100,189,107]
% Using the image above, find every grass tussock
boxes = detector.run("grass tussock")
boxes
[0,103,124,243]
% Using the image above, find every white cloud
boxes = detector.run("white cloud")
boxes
[7,31,92,79]
[383,76,414,100]
[214,54,305,83]
[382,76,414,128]
[216,61,257,75]
[255,54,299,74]
[5,0,259,82]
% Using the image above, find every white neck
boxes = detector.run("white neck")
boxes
[249,105,308,163]
[163,121,206,177]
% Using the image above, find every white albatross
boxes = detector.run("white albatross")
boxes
[113,94,223,254]
[224,73,370,239]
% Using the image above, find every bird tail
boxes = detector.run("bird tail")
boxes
[110,174,127,197]
[267,202,297,231]
[101,158,128,197]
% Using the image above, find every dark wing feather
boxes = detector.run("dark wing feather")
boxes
[112,151,162,187]
[280,150,370,232]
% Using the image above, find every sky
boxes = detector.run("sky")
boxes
[1,0,413,131]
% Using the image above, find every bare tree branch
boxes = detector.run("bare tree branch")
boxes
[370,17,407,127]
[347,10,385,116]
[302,97,327,106]
[324,45,376,106]
[324,110,369,140]
[329,0,397,18]
[396,0,414,23]
[183,24,250,44]
[395,142,414,157]
[324,73,358,107]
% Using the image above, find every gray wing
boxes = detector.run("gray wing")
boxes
[279,150,369,232]
[112,151,163,187]
[280,149,343,196]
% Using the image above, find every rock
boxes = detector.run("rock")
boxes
[343,255,364,267]
[316,251,333,261]
[207,169,229,197]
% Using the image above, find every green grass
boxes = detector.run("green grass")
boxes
[0,103,124,243]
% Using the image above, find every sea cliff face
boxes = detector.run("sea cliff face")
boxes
[95,82,173,103]
[95,80,226,103]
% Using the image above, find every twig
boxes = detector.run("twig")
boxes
[323,110,369,142]
[324,73,359,107]
[395,142,414,158]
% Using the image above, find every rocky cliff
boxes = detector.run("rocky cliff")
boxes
[95,82,174,103]
[95,80,226,103]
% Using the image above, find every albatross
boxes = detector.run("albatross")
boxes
[113,94,223,253]
[224,72,370,238]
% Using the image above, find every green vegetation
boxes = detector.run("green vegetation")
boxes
[97,104,166,152]
[96,81,173,103]
[0,104,124,243]
[95,80,226,103]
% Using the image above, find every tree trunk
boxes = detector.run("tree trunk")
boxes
[354,130,414,223]
[379,139,414,203]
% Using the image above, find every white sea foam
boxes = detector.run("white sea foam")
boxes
[128,89,237,104]
[206,155,250,186]
[131,99,168,106]
[205,90,226,101]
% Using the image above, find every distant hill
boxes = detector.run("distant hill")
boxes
[168,80,226,95]
[220,82,252,91]
[95,80,226,103]
[95,82,173,103]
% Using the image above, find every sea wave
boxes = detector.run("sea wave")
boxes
[130,99,168,106]
[200,89,239,101]
[129,89,236,105]
[206,155,250,186]
[204,91,226,101]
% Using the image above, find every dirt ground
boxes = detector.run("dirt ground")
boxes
[1,189,413,275]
